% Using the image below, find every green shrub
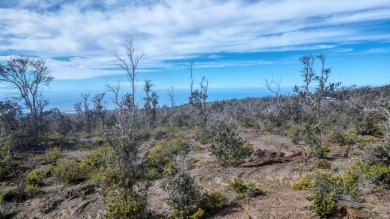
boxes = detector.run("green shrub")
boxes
[209,123,253,166]
[0,184,15,202]
[364,143,390,166]
[0,155,18,180]
[24,168,45,197]
[291,175,313,190]
[321,145,330,153]
[144,139,191,179]
[79,147,109,180]
[44,147,62,163]
[314,159,331,169]
[351,161,390,189]
[313,193,337,218]
[189,208,205,219]
[357,111,384,137]
[239,117,256,128]
[343,130,358,145]
[227,177,263,199]
[52,158,86,183]
[162,147,203,219]
[24,184,44,197]
[198,191,228,215]
[288,123,325,158]
[352,142,390,189]
[367,164,390,189]
[0,183,26,202]
[329,129,357,146]
[293,170,359,217]
[287,124,305,144]
[25,169,43,186]
[164,169,202,218]
[105,190,148,219]
[311,171,338,217]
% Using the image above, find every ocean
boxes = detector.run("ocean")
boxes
[46,87,293,113]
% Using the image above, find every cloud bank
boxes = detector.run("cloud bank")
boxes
[0,0,389,79]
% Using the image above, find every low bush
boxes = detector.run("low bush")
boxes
[189,208,204,219]
[312,193,337,218]
[314,159,332,169]
[353,142,390,189]
[25,169,43,186]
[198,191,228,215]
[329,129,357,146]
[239,117,256,128]
[0,183,26,202]
[294,170,359,217]
[227,177,263,199]
[356,111,384,137]
[162,146,203,219]
[44,146,62,163]
[24,168,45,197]
[367,164,390,189]
[291,175,313,190]
[311,171,338,217]
[104,190,148,219]
[209,123,253,166]
[287,124,305,144]
[0,184,15,202]
[0,155,18,181]
[24,184,44,197]
[52,158,86,184]
[79,146,109,180]
[144,138,191,179]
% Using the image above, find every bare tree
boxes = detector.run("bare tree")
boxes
[168,86,176,108]
[265,77,281,98]
[188,61,209,131]
[265,77,285,117]
[115,39,144,133]
[293,54,340,158]
[0,57,54,145]
[294,54,340,123]
[103,39,150,217]
[74,92,93,133]
[106,83,126,136]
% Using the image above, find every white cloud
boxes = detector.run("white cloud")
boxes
[360,48,389,54]
[0,0,389,80]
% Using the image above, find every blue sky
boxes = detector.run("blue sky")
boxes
[0,0,389,110]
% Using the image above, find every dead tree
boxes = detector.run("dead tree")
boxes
[293,54,340,158]
[103,39,150,216]
[115,38,144,135]
[188,60,209,131]
[167,86,176,108]
[265,77,285,117]
[294,54,340,123]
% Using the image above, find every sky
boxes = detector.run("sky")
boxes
[0,0,389,111]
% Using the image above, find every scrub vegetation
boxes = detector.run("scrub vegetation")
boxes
[1,41,389,218]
